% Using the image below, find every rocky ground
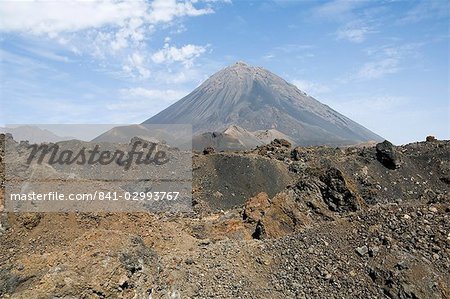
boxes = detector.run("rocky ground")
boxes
[0,135,449,298]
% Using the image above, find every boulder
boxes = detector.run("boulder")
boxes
[242,192,270,223]
[426,135,437,142]
[202,147,215,155]
[376,140,401,169]
[271,139,291,148]
[319,168,361,212]
[243,192,308,239]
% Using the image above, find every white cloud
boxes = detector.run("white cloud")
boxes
[0,0,213,35]
[110,18,147,52]
[122,53,151,79]
[151,43,207,66]
[314,1,380,44]
[0,0,217,79]
[149,0,213,24]
[292,79,331,96]
[399,0,450,24]
[314,0,362,20]
[356,58,399,80]
[353,43,421,80]
[0,1,148,35]
[336,25,373,43]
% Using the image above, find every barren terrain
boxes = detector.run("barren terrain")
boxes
[0,135,449,298]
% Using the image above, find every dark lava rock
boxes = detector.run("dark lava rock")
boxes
[254,139,292,160]
[203,147,215,155]
[319,168,361,212]
[271,139,291,148]
[376,140,401,169]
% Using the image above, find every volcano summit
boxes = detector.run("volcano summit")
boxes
[144,61,382,146]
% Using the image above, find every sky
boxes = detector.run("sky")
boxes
[0,0,448,145]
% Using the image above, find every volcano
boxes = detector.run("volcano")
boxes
[144,61,382,146]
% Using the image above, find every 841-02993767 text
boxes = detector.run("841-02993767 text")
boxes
[9,191,180,201]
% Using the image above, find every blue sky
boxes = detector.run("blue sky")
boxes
[0,0,448,144]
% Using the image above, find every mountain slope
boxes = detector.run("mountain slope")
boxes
[144,61,382,146]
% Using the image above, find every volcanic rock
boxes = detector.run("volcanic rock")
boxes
[376,140,401,169]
